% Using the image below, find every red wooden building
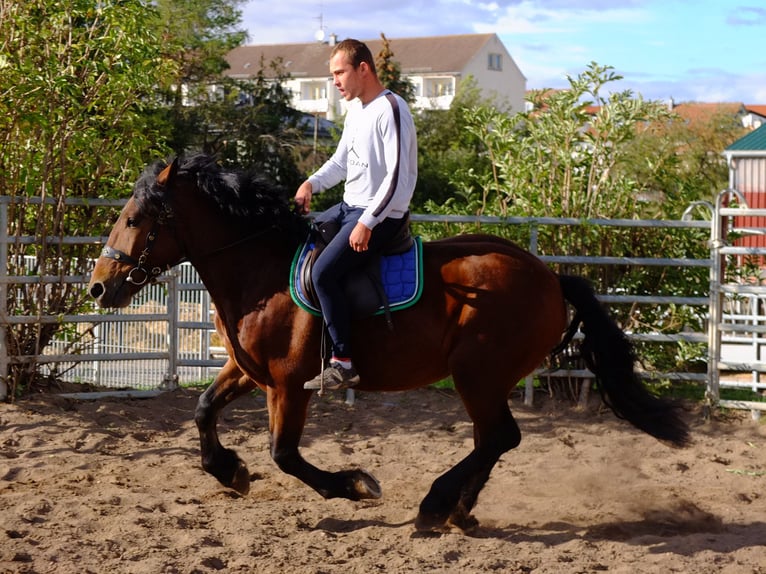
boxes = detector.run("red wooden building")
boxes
[723,124,766,261]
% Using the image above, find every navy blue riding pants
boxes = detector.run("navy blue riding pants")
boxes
[312,202,408,359]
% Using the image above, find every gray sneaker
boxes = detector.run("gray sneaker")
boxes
[304,361,360,391]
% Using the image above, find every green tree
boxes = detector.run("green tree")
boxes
[0,0,174,395]
[617,105,746,218]
[414,77,499,211]
[153,0,313,188]
[153,0,248,153]
[214,59,310,189]
[375,33,416,105]
[466,63,672,220]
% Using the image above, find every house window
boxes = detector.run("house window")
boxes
[302,81,326,100]
[426,78,453,98]
[410,78,423,97]
[488,53,502,71]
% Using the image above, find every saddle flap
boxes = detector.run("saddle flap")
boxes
[289,236,423,318]
[382,213,415,255]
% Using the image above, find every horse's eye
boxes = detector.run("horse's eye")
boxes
[126,217,138,228]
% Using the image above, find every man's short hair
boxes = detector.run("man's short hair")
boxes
[331,39,377,76]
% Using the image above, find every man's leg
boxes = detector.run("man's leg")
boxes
[305,211,409,390]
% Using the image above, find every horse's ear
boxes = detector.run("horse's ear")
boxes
[156,157,180,187]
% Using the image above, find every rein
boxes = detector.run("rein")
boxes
[100,201,281,285]
[199,226,279,259]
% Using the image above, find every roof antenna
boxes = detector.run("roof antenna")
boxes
[314,6,326,43]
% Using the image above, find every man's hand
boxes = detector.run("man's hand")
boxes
[349,222,371,251]
[295,181,313,214]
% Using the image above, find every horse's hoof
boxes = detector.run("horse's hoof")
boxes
[414,512,450,534]
[229,461,251,495]
[448,511,479,533]
[352,470,382,499]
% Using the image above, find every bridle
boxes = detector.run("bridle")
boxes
[99,199,281,286]
[99,202,184,286]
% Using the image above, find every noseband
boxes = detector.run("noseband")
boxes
[99,203,184,286]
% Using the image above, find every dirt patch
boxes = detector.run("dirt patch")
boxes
[1,387,765,573]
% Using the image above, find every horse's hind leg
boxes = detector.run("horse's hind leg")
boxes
[416,382,521,532]
[195,359,258,494]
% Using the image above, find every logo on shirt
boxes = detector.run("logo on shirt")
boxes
[347,139,368,168]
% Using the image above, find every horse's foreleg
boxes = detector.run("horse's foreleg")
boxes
[267,387,382,501]
[416,392,521,532]
[194,359,257,494]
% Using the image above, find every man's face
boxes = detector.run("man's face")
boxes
[329,51,362,101]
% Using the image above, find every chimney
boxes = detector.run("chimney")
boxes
[667,96,675,111]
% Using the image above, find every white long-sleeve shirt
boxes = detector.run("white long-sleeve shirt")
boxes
[308,89,417,229]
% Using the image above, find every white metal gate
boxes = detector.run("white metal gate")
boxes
[707,188,766,413]
[44,262,223,390]
[0,197,223,399]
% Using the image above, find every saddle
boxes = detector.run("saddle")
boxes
[289,217,423,327]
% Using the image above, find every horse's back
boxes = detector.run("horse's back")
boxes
[425,233,562,300]
[427,233,550,264]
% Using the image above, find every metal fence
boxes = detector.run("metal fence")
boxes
[2,195,766,414]
[42,261,222,390]
[0,197,225,401]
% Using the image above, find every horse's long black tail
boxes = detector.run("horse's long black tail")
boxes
[558,275,690,447]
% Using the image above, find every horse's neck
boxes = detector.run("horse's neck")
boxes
[192,238,292,303]
[189,237,296,383]
[193,230,300,324]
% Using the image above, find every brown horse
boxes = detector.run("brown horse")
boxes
[88,154,689,532]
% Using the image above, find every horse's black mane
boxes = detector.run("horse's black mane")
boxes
[134,153,310,242]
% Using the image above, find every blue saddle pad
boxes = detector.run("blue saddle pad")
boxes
[289,236,424,317]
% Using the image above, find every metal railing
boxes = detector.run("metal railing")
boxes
[0,197,225,400]
[1,195,765,415]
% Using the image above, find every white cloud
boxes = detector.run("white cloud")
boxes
[476,0,649,35]
[238,0,763,103]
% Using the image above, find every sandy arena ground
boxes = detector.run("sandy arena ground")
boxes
[1,386,765,573]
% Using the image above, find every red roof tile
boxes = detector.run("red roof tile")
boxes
[745,105,766,118]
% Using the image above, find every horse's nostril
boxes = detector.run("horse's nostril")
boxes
[89,282,105,299]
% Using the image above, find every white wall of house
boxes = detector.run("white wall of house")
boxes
[461,36,526,113]
[288,75,458,120]
[743,112,766,129]
[286,68,523,120]
[290,78,331,115]
[226,34,526,121]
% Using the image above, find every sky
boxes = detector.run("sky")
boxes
[239,0,766,104]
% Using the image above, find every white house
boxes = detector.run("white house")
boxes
[223,33,526,121]
[743,105,766,130]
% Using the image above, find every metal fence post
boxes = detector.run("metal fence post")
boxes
[164,268,180,390]
[524,223,539,407]
[0,201,8,401]
[707,199,722,411]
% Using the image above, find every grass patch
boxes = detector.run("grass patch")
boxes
[431,377,455,390]
[651,381,706,401]
[646,380,766,406]
[180,379,214,391]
